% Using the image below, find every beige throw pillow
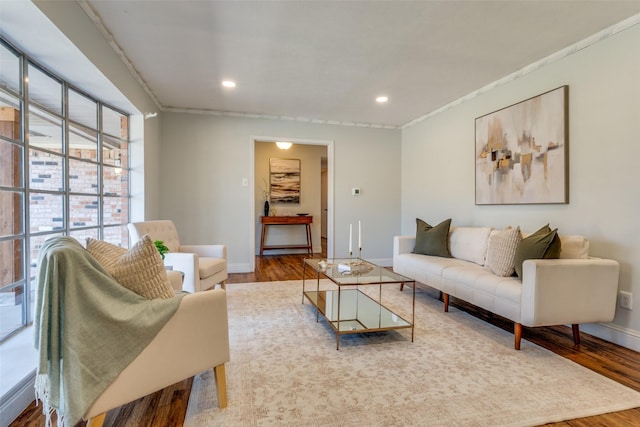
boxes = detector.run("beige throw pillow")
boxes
[87,235,175,299]
[86,238,127,271]
[486,226,522,277]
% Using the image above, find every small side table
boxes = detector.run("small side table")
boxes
[260,215,313,256]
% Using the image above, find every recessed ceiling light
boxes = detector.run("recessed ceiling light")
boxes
[222,80,236,88]
[376,96,388,103]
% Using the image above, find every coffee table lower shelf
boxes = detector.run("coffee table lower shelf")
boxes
[303,289,413,350]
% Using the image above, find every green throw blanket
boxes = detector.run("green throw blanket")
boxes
[34,236,185,426]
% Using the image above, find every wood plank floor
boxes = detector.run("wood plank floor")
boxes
[12,249,640,426]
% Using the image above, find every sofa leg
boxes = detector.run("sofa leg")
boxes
[443,293,449,312]
[514,323,522,350]
[87,412,106,427]
[214,364,228,408]
[400,283,404,291]
[572,324,581,346]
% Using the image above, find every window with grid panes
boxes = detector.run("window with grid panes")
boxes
[0,37,130,341]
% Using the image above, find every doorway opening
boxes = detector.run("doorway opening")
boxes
[250,136,334,272]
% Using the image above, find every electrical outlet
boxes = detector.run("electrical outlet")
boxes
[619,291,633,310]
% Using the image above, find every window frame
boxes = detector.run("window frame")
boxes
[0,37,131,342]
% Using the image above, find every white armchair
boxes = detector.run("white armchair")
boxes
[128,220,228,292]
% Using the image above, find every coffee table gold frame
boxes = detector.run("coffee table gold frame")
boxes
[302,258,415,350]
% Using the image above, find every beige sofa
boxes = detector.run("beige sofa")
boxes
[393,226,620,349]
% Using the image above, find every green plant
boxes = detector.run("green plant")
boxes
[154,240,169,260]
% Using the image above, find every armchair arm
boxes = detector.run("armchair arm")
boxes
[166,270,184,292]
[520,258,620,327]
[164,252,198,293]
[180,244,227,259]
[85,289,230,419]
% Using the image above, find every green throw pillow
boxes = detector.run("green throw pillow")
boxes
[514,224,561,278]
[413,218,452,258]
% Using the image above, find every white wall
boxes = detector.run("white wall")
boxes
[401,24,640,349]
[160,113,401,272]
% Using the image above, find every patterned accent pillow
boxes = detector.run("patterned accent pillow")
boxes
[486,226,522,277]
[86,238,127,271]
[86,235,175,299]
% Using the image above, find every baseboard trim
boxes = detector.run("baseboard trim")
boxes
[366,258,393,268]
[581,322,640,352]
[0,369,36,426]
[228,262,251,274]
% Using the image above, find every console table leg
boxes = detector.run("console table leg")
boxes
[259,224,267,257]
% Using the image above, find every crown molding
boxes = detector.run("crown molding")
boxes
[162,107,401,129]
[402,14,640,129]
[78,1,638,132]
[77,0,162,110]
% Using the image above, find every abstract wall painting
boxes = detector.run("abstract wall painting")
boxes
[270,158,301,204]
[475,86,569,205]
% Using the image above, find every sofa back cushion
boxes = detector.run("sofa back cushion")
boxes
[559,235,590,259]
[448,226,493,265]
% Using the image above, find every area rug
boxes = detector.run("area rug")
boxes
[184,280,640,426]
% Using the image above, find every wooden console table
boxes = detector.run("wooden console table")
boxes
[260,215,313,256]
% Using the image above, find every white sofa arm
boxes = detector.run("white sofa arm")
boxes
[164,252,199,293]
[85,289,230,418]
[180,244,227,259]
[520,258,620,327]
[393,236,415,258]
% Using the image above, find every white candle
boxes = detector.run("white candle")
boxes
[358,221,362,250]
[349,224,353,254]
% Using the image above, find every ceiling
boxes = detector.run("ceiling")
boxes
[3,1,640,128]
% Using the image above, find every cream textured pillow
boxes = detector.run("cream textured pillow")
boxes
[86,238,127,271]
[486,226,522,277]
[87,235,175,299]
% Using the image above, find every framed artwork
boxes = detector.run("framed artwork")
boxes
[475,86,568,205]
[270,158,301,204]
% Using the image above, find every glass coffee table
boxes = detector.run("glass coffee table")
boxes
[302,258,415,350]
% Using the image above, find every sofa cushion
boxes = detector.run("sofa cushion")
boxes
[559,235,590,259]
[413,218,452,258]
[486,226,522,277]
[449,226,492,265]
[87,235,175,299]
[514,225,561,278]
[394,252,468,290]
